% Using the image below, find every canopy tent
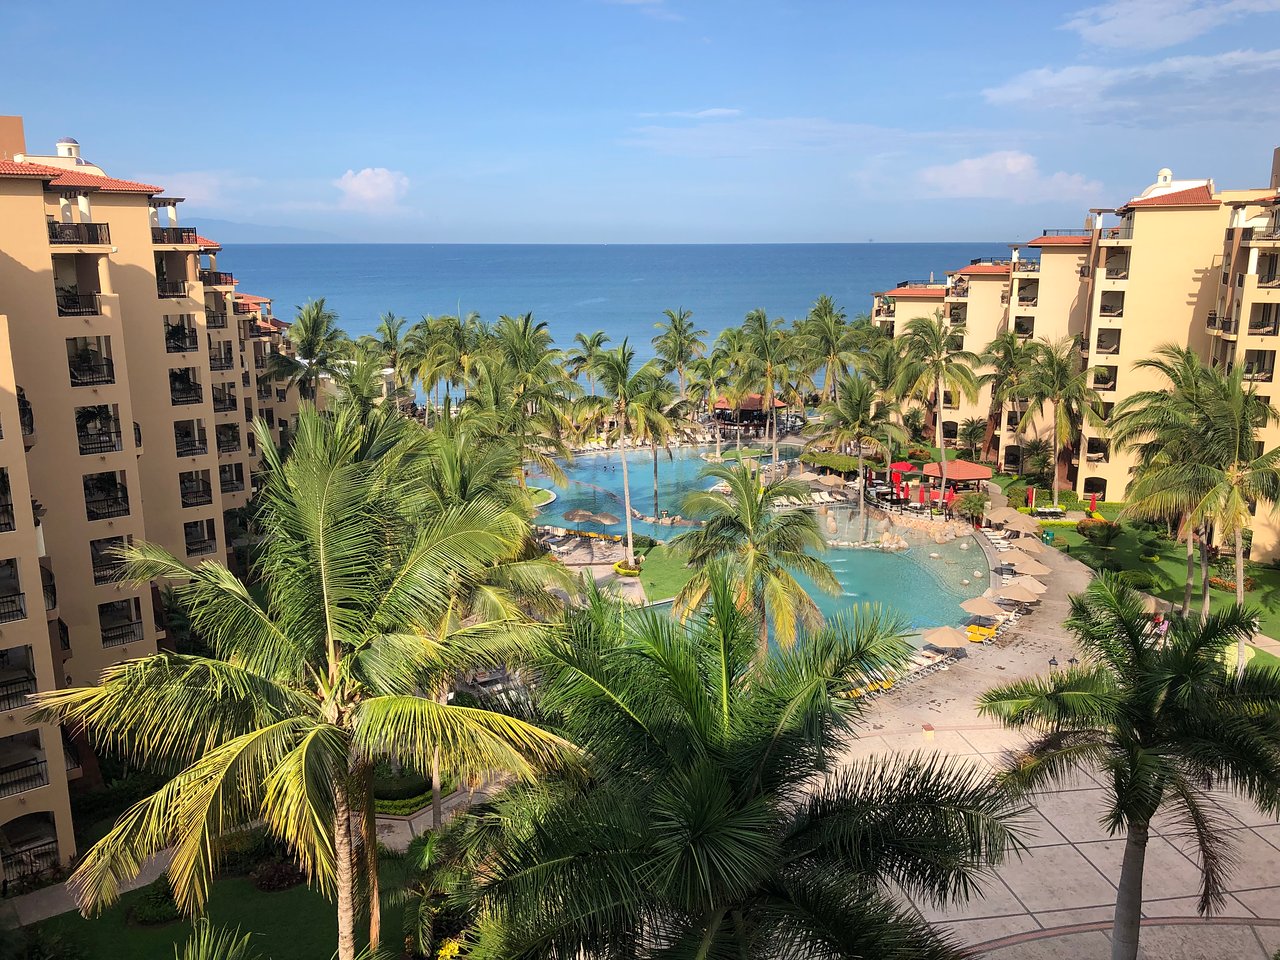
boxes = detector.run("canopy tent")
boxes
[921,625,971,647]
[921,460,992,482]
[889,461,918,473]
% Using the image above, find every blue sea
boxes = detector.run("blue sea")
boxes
[218,243,1008,355]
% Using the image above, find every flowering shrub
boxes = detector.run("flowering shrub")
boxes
[1210,575,1257,593]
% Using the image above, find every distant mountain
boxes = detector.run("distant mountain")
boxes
[183,217,344,244]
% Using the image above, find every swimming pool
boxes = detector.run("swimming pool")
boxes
[532,446,988,629]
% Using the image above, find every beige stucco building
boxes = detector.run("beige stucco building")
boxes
[0,116,299,886]
[872,149,1280,560]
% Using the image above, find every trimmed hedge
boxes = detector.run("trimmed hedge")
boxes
[800,452,860,473]
[374,778,459,816]
[127,877,181,926]
[613,560,641,577]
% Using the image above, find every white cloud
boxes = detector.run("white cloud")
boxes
[131,170,263,208]
[639,107,742,120]
[1063,0,1280,50]
[983,47,1280,115]
[917,151,1103,203]
[332,167,410,210]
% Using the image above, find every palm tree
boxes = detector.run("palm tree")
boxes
[331,341,410,418]
[801,294,856,401]
[1109,345,1219,618]
[459,576,1025,959]
[979,332,1037,464]
[651,307,707,400]
[566,330,610,396]
[265,298,351,401]
[859,338,911,465]
[1121,365,1280,622]
[31,406,568,960]
[688,349,730,459]
[175,921,261,960]
[979,574,1280,960]
[898,311,979,492]
[586,340,659,566]
[416,312,493,406]
[957,417,987,461]
[630,372,691,520]
[804,374,905,541]
[391,831,467,960]
[671,462,838,654]
[358,311,411,405]
[1019,336,1104,507]
[738,308,791,468]
[462,358,574,487]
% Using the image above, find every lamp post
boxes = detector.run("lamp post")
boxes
[1048,656,1059,668]
[1068,657,1079,667]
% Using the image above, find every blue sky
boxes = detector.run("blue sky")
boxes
[5,0,1280,242]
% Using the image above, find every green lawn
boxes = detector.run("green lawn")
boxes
[639,544,696,603]
[36,872,403,960]
[527,486,555,507]
[1051,524,1280,637]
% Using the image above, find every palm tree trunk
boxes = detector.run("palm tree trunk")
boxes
[362,782,381,952]
[935,374,948,492]
[1111,820,1149,960]
[619,423,637,566]
[1235,529,1248,678]
[431,745,442,830]
[713,405,721,458]
[652,442,660,518]
[858,450,869,542]
[1200,531,1212,624]
[333,779,358,960]
[771,393,780,469]
[1051,407,1061,508]
[1182,520,1195,618]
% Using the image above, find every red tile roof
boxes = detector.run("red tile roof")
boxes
[713,393,786,411]
[953,263,1011,276]
[921,459,992,481]
[0,160,160,194]
[1125,184,1217,208]
[1028,235,1092,247]
[236,293,271,304]
[196,235,221,250]
[875,287,946,298]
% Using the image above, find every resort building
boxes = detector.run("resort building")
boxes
[0,116,298,883]
[872,150,1280,557]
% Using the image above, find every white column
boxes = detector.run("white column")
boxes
[76,193,91,223]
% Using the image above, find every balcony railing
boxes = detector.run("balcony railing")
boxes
[206,311,228,329]
[220,475,245,493]
[1095,341,1121,355]
[216,434,241,453]
[134,421,142,448]
[1105,266,1130,279]
[1207,311,1219,331]
[157,280,190,299]
[0,592,26,623]
[18,398,34,438]
[1243,367,1275,382]
[1250,319,1279,337]
[185,537,217,557]
[85,493,129,520]
[175,435,208,456]
[212,395,238,413]
[209,353,234,371]
[42,579,56,612]
[1102,224,1134,240]
[1220,317,1239,335]
[1041,228,1092,237]
[233,301,257,314]
[199,270,235,287]
[1260,274,1280,289]
[1013,260,1041,272]
[0,502,13,533]
[48,221,111,245]
[0,758,48,798]
[1099,304,1125,319]
[55,618,69,651]
[92,557,122,585]
[180,479,213,508]
[276,389,288,403]
[0,672,36,711]
[77,427,122,455]
[2,837,60,881]
[68,358,115,386]
[257,386,272,401]
[1017,297,1039,307]
[170,384,204,406]
[101,620,143,647]
[165,328,199,353]
[152,226,198,244]
[56,293,102,317]
[1094,378,1117,393]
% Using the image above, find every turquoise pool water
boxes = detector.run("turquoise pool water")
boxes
[533,446,988,629]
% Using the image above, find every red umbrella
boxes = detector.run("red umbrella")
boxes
[945,487,957,505]
[891,470,902,486]
[1027,486,1036,508]
[890,461,917,473]
[1089,491,1098,513]
[918,485,927,505]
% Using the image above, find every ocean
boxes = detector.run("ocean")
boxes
[217,243,1009,356]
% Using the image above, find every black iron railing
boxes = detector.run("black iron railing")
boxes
[1013,260,1042,272]
[18,398,33,438]
[0,758,47,798]
[165,328,199,353]
[185,537,217,557]
[77,428,122,455]
[55,618,70,651]
[1041,228,1091,237]
[180,479,213,508]
[101,620,143,647]
[170,384,203,405]
[2,838,60,880]
[48,221,111,244]
[199,270,235,287]
[0,673,34,710]
[212,395,238,413]
[152,226,198,244]
[157,280,189,298]
[0,502,14,533]
[42,578,56,611]
[134,422,142,447]
[233,301,257,314]
[85,494,129,520]
[69,358,115,385]
[206,311,228,329]
[220,476,245,493]
[209,353,234,371]
[275,389,288,402]
[56,293,101,317]
[175,435,208,456]
[216,434,241,453]
[0,592,26,623]
[92,557,122,585]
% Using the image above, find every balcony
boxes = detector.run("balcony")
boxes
[0,591,26,624]
[233,301,257,315]
[185,536,217,557]
[77,426,122,456]
[216,433,241,454]
[156,280,190,299]
[56,293,102,317]
[276,389,288,403]
[85,492,129,521]
[180,479,213,508]
[101,619,143,647]
[1012,259,1041,273]
[209,353,235,371]
[165,327,199,353]
[220,474,245,494]
[92,555,122,585]
[1207,311,1220,332]
[1102,223,1134,241]
[1243,366,1275,382]
[170,383,203,406]
[1219,316,1240,336]
[256,384,272,401]
[0,664,35,710]
[212,394,238,413]
[0,502,13,533]
[199,270,235,287]
[1017,295,1039,308]
[68,357,115,386]
[41,568,56,614]
[134,422,142,449]
[152,226,198,245]
[0,757,48,799]
[1098,302,1125,320]
[48,220,111,245]
[175,434,208,457]
[206,311,228,329]
[1249,316,1279,337]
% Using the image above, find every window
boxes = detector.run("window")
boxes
[183,519,217,557]
[74,404,122,455]
[89,536,127,585]
[83,471,129,520]
[99,598,142,647]
[66,336,114,386]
